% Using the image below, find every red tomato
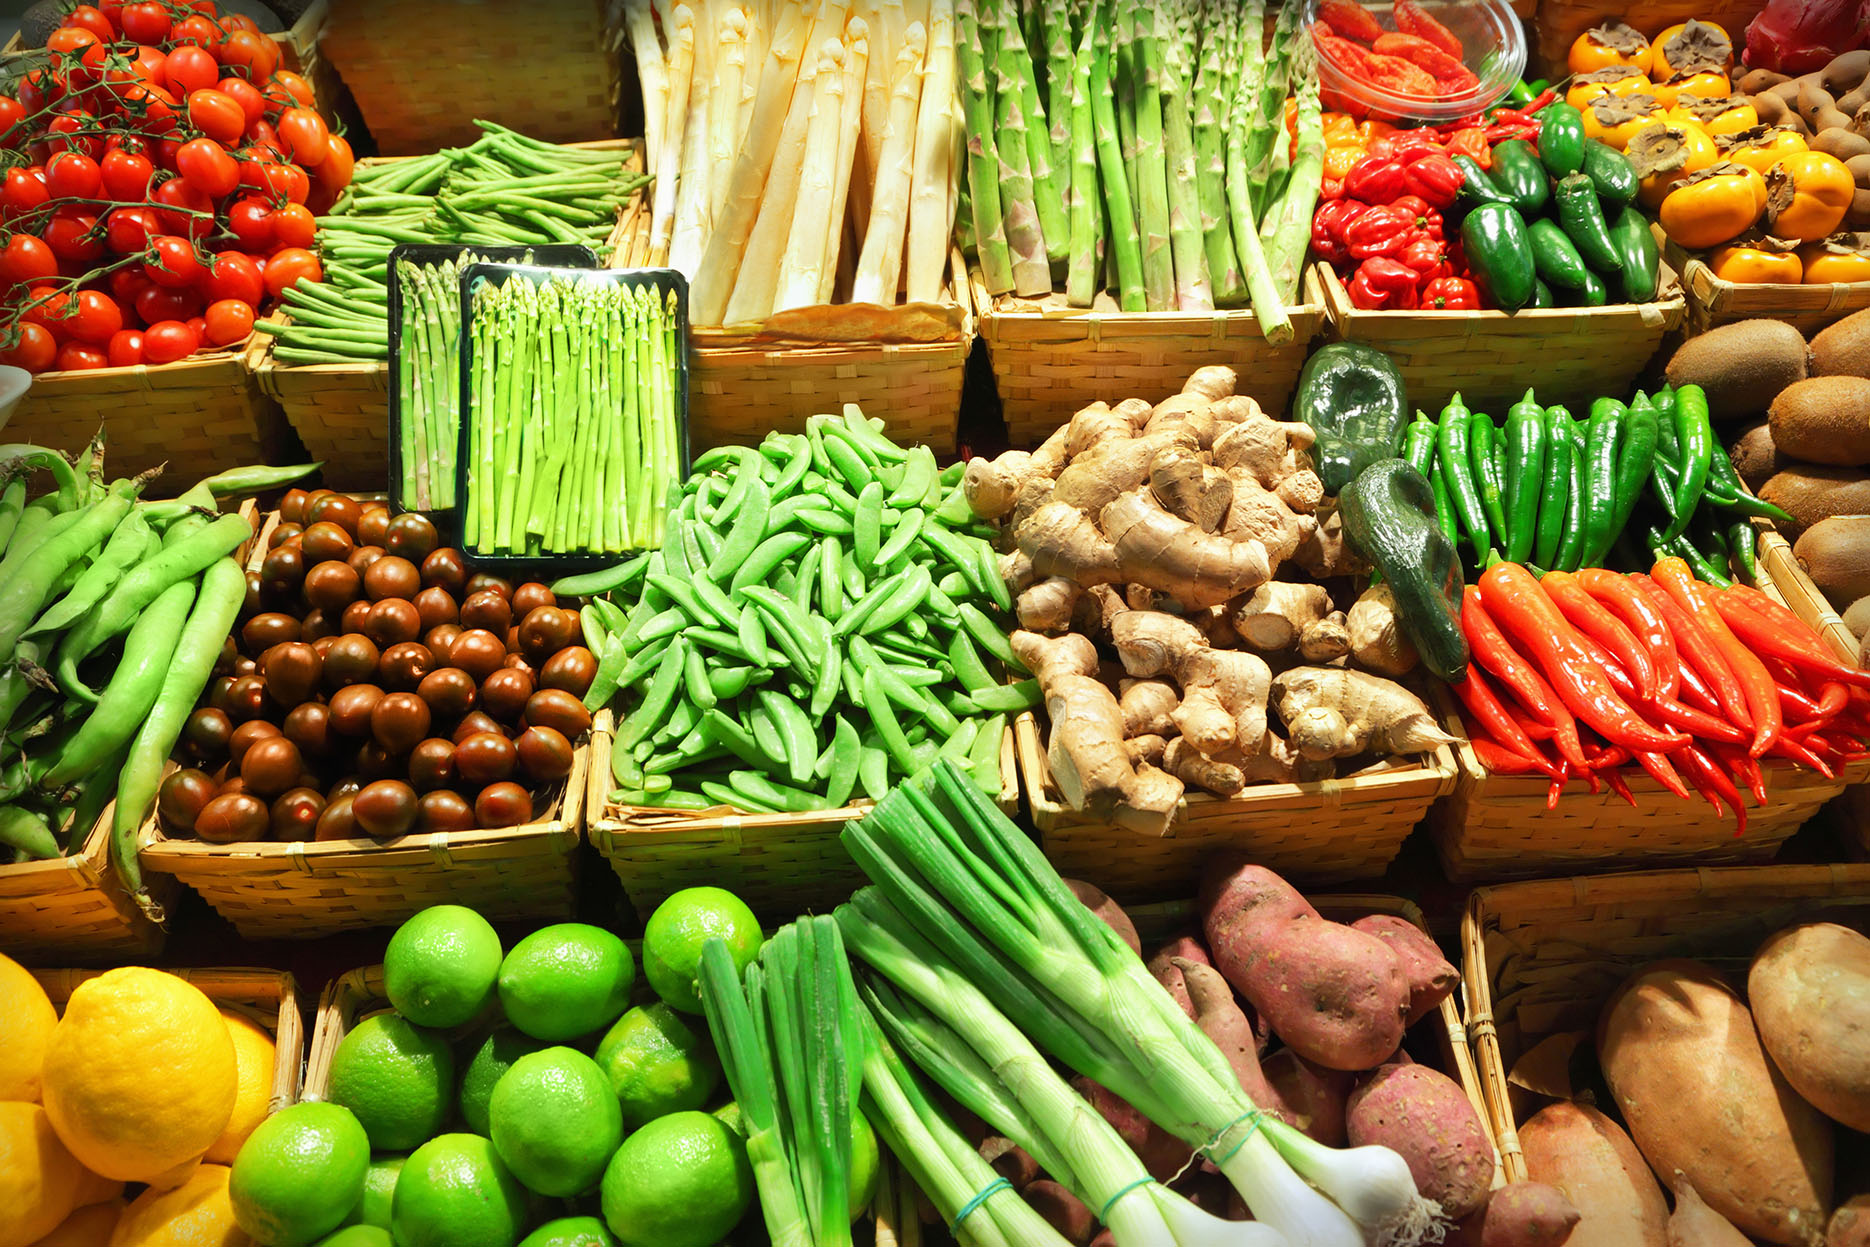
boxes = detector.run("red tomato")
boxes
[268,202,315,250]
[0,96,23,142]
[134,282,197,324]
[186,89,244,145]
[107,266,150,308]
[2,323,58,372]
[43,211,103,263]
[203,298,254,345]
[106,328,143,366]
[220,14,262,35]
[146,234,205,289]
[206,251,264,306]
[43,112,101,161]
[274,108,329,168]
[318,133,354,190]
[61,6,115,41]
[184,314,206,341]
[162,44,218,98]
[44,28,99,58]
[24,286,70,337]
[242,119,279,156]
[103,205,160,253]
[141,319,198,363]
[116,1,171,43]
[170,15,220,48]
[264,70,316,110]
[217,76,265,125]
[18,68,64,115]
[99,147,152,200]
[54,341,109,371]
[1,167,51,217]
[263,247,320,297]
[130,45,165,85]
[152,176,214,239]
[272,162,309,204]
[43,151,101,199]
[217,30,279,84]
[225,195,274,251]
[0,234,57,286]
[153,136,183,170]
[71,40,110,88]
[66,289,123,345]
[119,83,178,136]
[174,137,237,197]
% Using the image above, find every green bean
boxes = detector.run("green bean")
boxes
[0,806,58,861]
[0,481,141,664]
[26,510,155,639]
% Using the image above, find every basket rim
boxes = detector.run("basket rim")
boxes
[1315,259,1687,326]
[1673,247,1870,305]
[967,262,1327,327]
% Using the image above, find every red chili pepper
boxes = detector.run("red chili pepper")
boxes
[1372,31,1467,77]
[1321,0,1387,43]
[1478,563,1690,756]
[1575,569,1679,699]
[1420,276,1478,309]
[1633,750,1693,800]
[1314,30,1380,77]
[1768,732,1839,779]
[1393,0,1464,57]
[1484,123,1534,142]
[1654,560,1782,758]
[1647,695,1750,745]
[1453,663,1562,778]
[1365,50,1439,96]
[1444,127,1491,168]
[1470,735,1549,776]
[1630,575,1753,729]
[1487,107,1536,126]
[1711,588,1870,690]
[1710,743,1769,807]
[1401,153,1465,209]
[1603,767,1638,807]
[1461,586,1588,769]
[1676,662,1722,713]
[1574,629,1641,701]
[1523,86,1558,113]
[1342,155,1410,206]
[1674,743,1747,831]
[1349,257,1422,308]
[1542,570,1660,701]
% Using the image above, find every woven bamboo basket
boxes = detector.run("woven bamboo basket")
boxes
[1527,0,1769,79]
[1460,862,1870,1183]
[1669,248,1870,337]
[1314,262,1686,416]
[316,0,617,155]
[36,966,304,1115]
[972,270,1325,447]
[1018,712,1460,904]
[586,711,1020,923]
[1426,529,1870,881]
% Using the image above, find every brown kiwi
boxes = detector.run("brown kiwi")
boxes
[1841,595,1870,641]
[1664,319,1811,419]
[1730,421,1787,490]
[1811,307,1870,379]
[1793,516,1870,605]
[1759,466,1870,536]
[1769,376,1870,466]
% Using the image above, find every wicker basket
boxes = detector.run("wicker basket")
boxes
[35,966,304,1115]
[586,711,1020,923]
[1527,0,1770,79]
[1018,712,1459,904]
[1459,863,1870,1183]
[1669,248,1870,337]
[971,270,1325,448]
[317,0,617,155]
[1314,263,1686,416]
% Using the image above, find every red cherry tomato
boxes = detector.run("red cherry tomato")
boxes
[43,151,101,199]
[43,211,103,264]
[184,314,207,342]
[130,45,166,85]
[170,15,220,48]
[140,319,198,364]
[216,76,265,126]
[2,323,58,372]
[24,286,70,337]
[152,176,215,240]
[61,6,116,41]
[105,328,144,367]
[43,112,101,161]
[220,13,262,35]
[44,28,100,59]
[0,234,57,286]
[263,71,316,110]
[203,298,255,346]
[72,40,111,89]
[275,108,329,168]
[54,341,109,371]
[108,267,150,307]
[268,202,315,250]
[146,234,205,289]
[18,68,63,115]
[216,30,279,84]
[134,282,198,324]
[162,44,218,98]
[273,162,309,205]
[153,136,183,171]
[0,96,24,141]
[312,133,354,196]
[99,147,152,200]
[117,1,171,43]
[119,83,179,136]
[225,196,274,251]
[1,167,51,217]
[66,289,123,345]
[99,0,127,25]
[174,137,237,197]
[206,250,264,306]
[242,119,279,157]
[186,89,244,146]
[263,247,320,297]
[104,205,160,253]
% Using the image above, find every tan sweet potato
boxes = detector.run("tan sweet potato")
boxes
[1066,878,1141,955]
[1669,1178,1754,1247]
[1346,1063,1495,1219]
[1483,1182,1582,1246]
[1599,959,1833,1245]
[1261,1048,1353,1145]
[1750,922,1870,1133]
[1351,913,1459,1024]
[1519,1102,1668,1247]
[1830,1194,1870,1247]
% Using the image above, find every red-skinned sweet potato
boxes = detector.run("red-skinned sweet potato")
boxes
[1351,913,1459,1024]
[1175,957,1282,1112]
[1148,934,1209,1021]
[1346,1063,1495,1219]
[1260,1048,1353,1145]
[1066,878,1142,955]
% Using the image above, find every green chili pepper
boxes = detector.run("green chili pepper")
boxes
[1729,518,1760,581]
[1533,405,1573,569]
[1503,390,1546,564]
[1536,102,1587,177]
[1428,460,1459,547]
[1461,203,1537,312]
[1665,384,1714,541]
[1602,398,1657,563]
[1469,412,1509,550]
[1403,419,1438,478]
[1582,401,1624,569]
[1555,173,1624,273]
[1437,395,1490,559]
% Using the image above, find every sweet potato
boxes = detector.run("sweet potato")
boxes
[980,1136,1039,1189]
[1351,913,1459,1024]
[1519,1102,1668,1246]
[1147,934,1209,1021]
[1026,1179,1096,1245]
[1830,1194,1870,1247]
[1066,878,1141,955]
[1668,1178,1753,1247]
[1599,959,1833,1245]
[1482,1182,1582,1246]
[1345,1063,1495,1219]
[1174,958,1282,1112]
[1750,922,1870,1132]
[1197,857,1318,960]
[1072,1076,1187,1183]
[1260,1048,1353,1145]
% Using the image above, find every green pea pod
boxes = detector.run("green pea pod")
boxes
[1554,173,1623,274]
[1665,384,1715,541]
[1468,412,1509,549]
[1503,390,1547,564]
[1533,407,1573,569]
[1437,396,1490,559]
[180,462,321,499]
[0,806,58,861]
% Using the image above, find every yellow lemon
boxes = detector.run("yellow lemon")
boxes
[0,954,56,1102]
[42,970,237,1186]
[26,1198,124,1247]
[106,1165,248,1247]
[204,1013,274,1166]
[0,1102,89,1247]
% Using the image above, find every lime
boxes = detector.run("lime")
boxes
[488,1048,622,1198]
[498,924,634,1042]
[317,1228,394,1247]
[229,1101,370,1247]
[457,1028,550,1137]
[850,1110,879,1221]
[518,1215,619,1247]
[392,1133,529,1247]
[326,1013,454,1152]
[599,1111,752,1247]
[642,888,761,1014]
[354,1155,404,1229]
[592,1002,721,1129]
[384,905,503,1029]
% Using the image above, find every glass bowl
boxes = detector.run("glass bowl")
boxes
[1304,0,1527,123]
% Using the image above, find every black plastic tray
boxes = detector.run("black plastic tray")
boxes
[453,261,691,575]
[385,243,599,516]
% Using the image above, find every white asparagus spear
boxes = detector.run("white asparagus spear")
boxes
[668,67,713,275]
[851,22,927,304]
[622,0,667,171]
[736,4,767,143]
[705,7,749,220]
[903,0,954,303]
[774,38,848,312]
[647,5,696,267]
[817,17,870,305]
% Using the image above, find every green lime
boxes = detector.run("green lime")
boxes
[229,1101,370,1247]
[316,1228,394,1247]
[593,1002,721,1129]
[641,888,761,1014]
[498,923,635,1042]
[354,1155,404,1229]
[850,1110,879,1222]
[392,1133,530,1247]
[326,1013,455,1151]
[599,1111,752,1247]
[518,1215,620,1247]
[384,905,503,1029]
[457,1027,551,1137]
[489,1047,623,1198]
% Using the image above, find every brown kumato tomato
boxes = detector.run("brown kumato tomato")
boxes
[454,731,516,784]
[515,725,573,784]
[474,782,532,829]
[158,768,217,833]
[353,779,418,838]
[195,792,268,843]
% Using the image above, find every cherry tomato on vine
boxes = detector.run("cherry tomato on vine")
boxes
[242,119,280,157]
[43,210,103,263]
[220,13,262,35]
[163,45,218,99]
[0,235,57,287]
[225,195,274,251]
[174,137,237,197]
[61,6,116,41]
[170,15,221,49]
[108,266,149,306]
[105,329,143,367]
[55,341,109,371]
[152,176,215,239]
[18,68,64,115]
[263,71,316,111]
[141,320,199,363]
[184,313,207,342]
[118,83,179,136]
[129,45,166,85]
[0,96,23,141]
[44,28,100,59]
[99,147,152,200]
[116,2,171,43]
[44,151,101,199]
[153,136,182,170]
[275,108,328,167]
[0,168,49,217]
[263,247,320,296]
[273,162,309,204]
[134,282,197,324]
[98,0,126,21]
[146,234,205,289]
[23,286,70,336]
[206,251,264,306]
[71,40,111,90]
[3,323,58,372]
[217,76,265,126]
[186,89,244,146]
[66,289,123,345]
[44,112,102,160]
[217,30,278,84]
[268,202,315,250]
[104,205,160,253]
[203,298,255,346]
[317,133,354,190]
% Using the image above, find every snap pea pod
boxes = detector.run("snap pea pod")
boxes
[180,462,321,499]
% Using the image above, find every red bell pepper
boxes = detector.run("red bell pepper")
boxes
[1348,257,1421,308]
[1341,154,1410,205]
[1444,127,1491,168]
[1310,198,1369,266]
[1420,276,1479,309]
[1402,153,1465,209]
[1389,195,1444,238]
[1398,234,1446,280]
[1344,203,1419,259]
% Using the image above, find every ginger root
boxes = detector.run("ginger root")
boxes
[1299,611,1352,663]
[1112,611,1272,759]
[1119,678,1180,737]
[1100,491,1272,607]
[1232,582,1333,653]
[1271,667,1457,761]
[1347,584,1419,677]
[1166,736,1247,797]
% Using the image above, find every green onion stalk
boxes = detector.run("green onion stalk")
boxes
[838,763,1445,1247]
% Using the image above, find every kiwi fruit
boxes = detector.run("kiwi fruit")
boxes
[1811,308,1870,380]
[1842,595,1870,641]
[1730,420,1787,491]
[1794,516,1870,606]
[1769,376,1870,466]
[1760,465,1870,536]
[1665,319,1811,420]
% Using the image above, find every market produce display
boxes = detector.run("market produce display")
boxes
[625,0,960,322]
[155,491,590,852]
[0,2,348,374]
[461,272,683,558]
